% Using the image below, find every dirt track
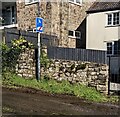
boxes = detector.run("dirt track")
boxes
[2,87,119,116]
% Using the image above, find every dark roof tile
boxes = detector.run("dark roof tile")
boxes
[87,0,120,13]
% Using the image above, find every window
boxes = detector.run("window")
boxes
[12,6,15,24]
[2,5,16,25]
[68,30,74,36]
[25,0,38,4]
[75,31,81,38]
[107,41,120,55]
[107,42,113,55]
[113,12,119,25]
[69,0,82,5]
[114,41,120,55]
[107,12,120,26]
[68,30,81,39]
[108,14,112,25]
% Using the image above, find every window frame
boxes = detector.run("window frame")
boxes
[2,5,17,25]
[25,0,39,5]
[27,28,36,32]
[107,41,120,56]
[68,30,81,39]
[106,12,120,26]
[113,12,119,25]
[69,0,82,5]
[107,42,114,55]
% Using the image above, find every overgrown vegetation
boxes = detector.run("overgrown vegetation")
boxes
[1,37,50,74]
[40,49,51,69]
[1,37,119,104]
[1,37,34,73]
[2,106,15,113]
[2,72,119,103]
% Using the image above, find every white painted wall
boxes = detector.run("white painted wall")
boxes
[86,10,120,51]
[87,10,120,75]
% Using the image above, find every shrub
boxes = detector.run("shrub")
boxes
[1,37,34,73]
[40,49,51,69]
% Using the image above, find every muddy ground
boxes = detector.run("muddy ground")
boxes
[2,87,120,116]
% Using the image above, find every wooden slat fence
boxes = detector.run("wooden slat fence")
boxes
[47,46,107,64]
[4,28,58,47]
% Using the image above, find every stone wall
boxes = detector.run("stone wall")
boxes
[41,60,109,94]
[15,49,36,78]
[68,2,92,30]
[15,49,109,94]
[16,0,92,48]
[68,37,76,48]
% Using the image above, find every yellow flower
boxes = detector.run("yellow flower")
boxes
[22,39,26,42]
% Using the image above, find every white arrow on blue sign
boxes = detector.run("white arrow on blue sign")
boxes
[36,17,43,33]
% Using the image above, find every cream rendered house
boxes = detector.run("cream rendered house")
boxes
[86,1,120,74]
[86,1,120,51]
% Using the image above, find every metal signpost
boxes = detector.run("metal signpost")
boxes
[36,17,43,81]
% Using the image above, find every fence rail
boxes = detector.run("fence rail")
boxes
[47,46,107,64]
[4,28,58,47]
[4,28,107,64]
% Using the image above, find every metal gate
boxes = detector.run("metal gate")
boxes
[108,55,120,95]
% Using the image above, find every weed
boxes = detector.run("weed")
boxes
[2,106,15,113]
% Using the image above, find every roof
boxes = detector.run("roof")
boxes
[87,0,120,13]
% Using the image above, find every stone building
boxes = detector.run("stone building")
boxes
[1,0,93,48]
[16,0,93,48]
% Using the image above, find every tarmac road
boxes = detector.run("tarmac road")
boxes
[2,87,119,116]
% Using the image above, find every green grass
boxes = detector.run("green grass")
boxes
[2,72,119,103]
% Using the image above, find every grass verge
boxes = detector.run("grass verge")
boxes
[2,72,119,103]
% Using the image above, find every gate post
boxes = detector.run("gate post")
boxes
[108,56,111,95]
